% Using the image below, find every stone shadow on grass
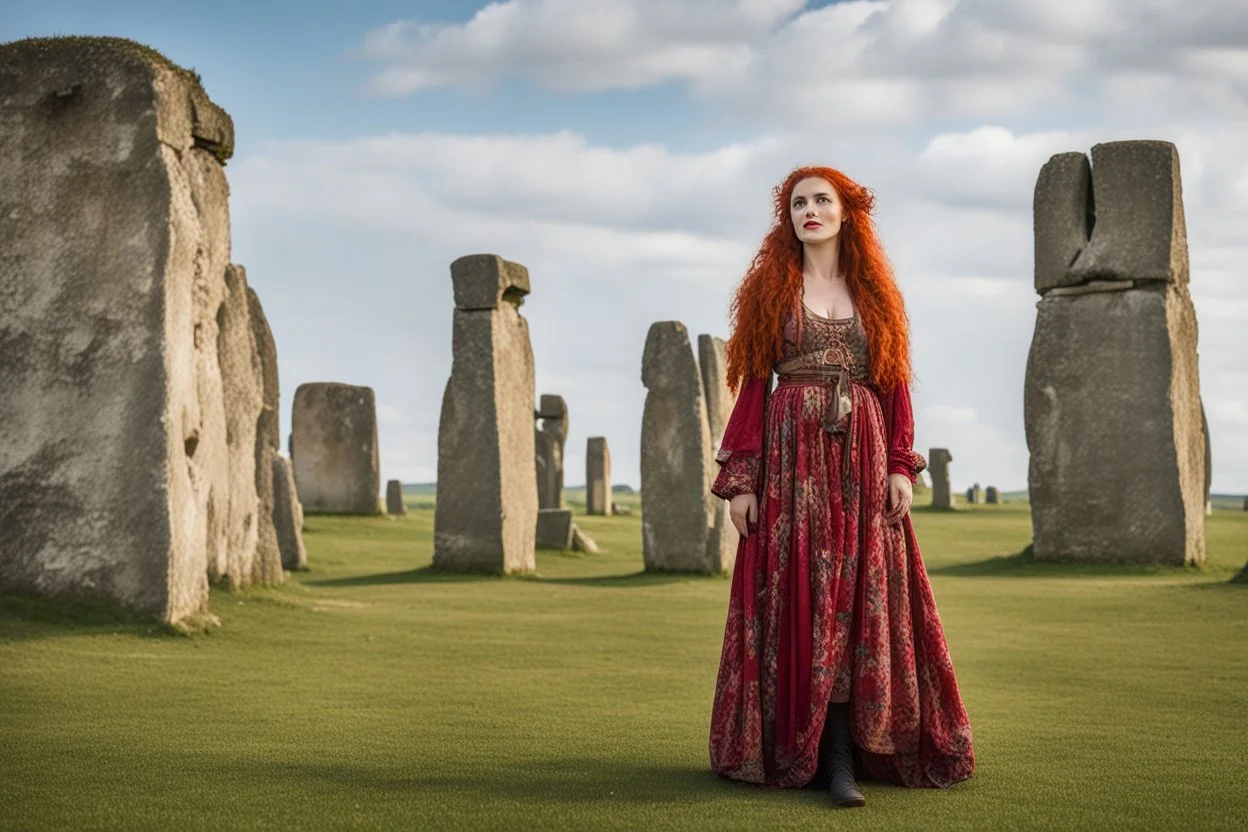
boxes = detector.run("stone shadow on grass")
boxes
[929,545,1215,579]
[0,592,184,643]
[535,570,726,588]
[307,566,501,587]
[311,568,725,590]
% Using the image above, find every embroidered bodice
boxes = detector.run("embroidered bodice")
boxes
[776,305,871,381]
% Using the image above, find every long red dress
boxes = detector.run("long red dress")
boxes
[708,307,975,789]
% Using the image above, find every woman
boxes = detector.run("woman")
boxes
[708,166,975,808]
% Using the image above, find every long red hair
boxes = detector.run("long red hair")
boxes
[725,166,911,393]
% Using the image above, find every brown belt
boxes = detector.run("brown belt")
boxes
[773,357,858,479]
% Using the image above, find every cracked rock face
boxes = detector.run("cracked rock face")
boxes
[1025,140,1206,565]
[0,37,249,624]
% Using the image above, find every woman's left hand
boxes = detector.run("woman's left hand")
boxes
[884,473,913,525]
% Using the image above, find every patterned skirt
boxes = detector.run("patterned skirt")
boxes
[708,379,975,788]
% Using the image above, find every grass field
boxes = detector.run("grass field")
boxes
[2,496,1245,831]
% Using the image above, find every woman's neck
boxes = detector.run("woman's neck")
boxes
[802,237,841,282]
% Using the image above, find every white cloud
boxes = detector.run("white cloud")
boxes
[1213,401,1248,427]
[359,0,806,95]
[359,0,1248,128]
[923,405,978,423]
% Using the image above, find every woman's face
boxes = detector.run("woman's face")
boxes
[789,177,846,245]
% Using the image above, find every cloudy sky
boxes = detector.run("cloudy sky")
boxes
[6,0,1248,492]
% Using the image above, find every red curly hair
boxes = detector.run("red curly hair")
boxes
[725,165,911,393]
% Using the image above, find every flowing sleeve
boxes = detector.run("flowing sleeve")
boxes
[883,381,927,483]
[710,376,768,501]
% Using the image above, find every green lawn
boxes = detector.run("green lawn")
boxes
[2,499,1245,831]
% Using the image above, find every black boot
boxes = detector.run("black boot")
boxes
[824,703,866,808]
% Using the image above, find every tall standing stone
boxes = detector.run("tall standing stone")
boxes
[386,479,406,516]
[216,263,281,588]
[535,394,568,510]
[247,286,286,581]
[0,38,241,626]
[291,383,381,514]
[985,486,1000,505]
[272,453,307,571]
[1025,140,1206,564]
[698,333,738,572]
[928,449,953,509]
[586,437,612,516]
[640,322,723,573]
[1202,401,1212,516]
[434,254,537,573]
[965,483,983,505]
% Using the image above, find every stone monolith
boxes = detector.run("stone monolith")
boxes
[698,333,738,573]
[0,37,239,625]
[640,322,723,573]
[216,264,282,588]
[291,383,381,514]
[1026,140,1205,564]
[386,479,406,515]
[247,286,284,582]
[928,449,953,509]
[536,508,574,550]
[535,394,568,510]
[272,453,307,571]
[433,254,537,573]
[586,437,612,516]
[985,486,1000,505]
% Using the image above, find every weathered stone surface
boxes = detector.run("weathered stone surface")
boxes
[1068,141,1189,287]
[1202,401,1212,515]
[928,449,953,509]
[291,383,381,514]
[586,437,613,516]
[434,255,537,573]
[217,264,281,588]
[271,452,307,571]
[450,253,531,311]
[698,333,738,574]
[0,38,247,625]
[535,394,567,510]
[246,285,283,582]
[985,486,1000,504]
[536,508,574,550]
[1027,140,1204,565]
[570,524,599,554]
[640,322,723,573]
[386,479,406,515]
[698,335,733,447]
[1025,288,1205,564]
[537,394,567,423]
[1033,152,1092,294]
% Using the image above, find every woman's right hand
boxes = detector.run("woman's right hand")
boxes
[729,493,758,536]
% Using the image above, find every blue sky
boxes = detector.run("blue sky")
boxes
[5,1,1248,493]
